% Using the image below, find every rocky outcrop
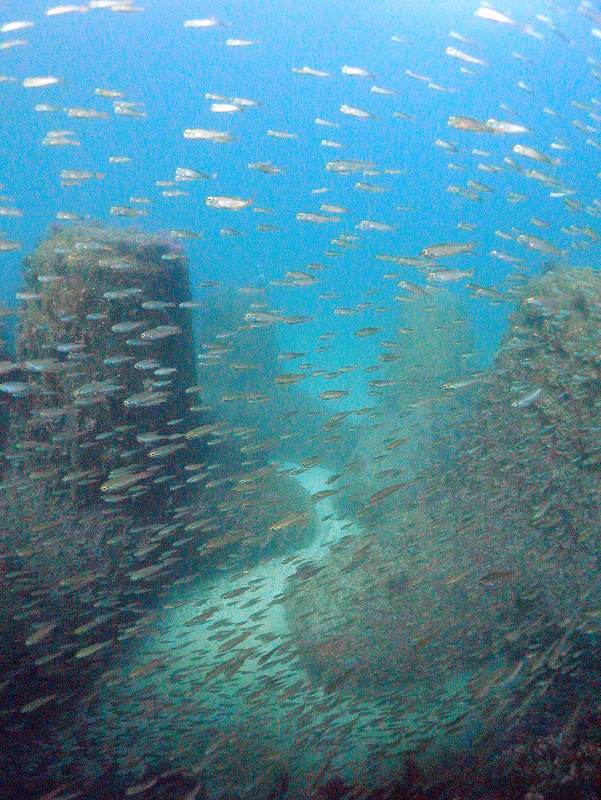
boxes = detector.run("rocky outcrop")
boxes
[285,268,601,768]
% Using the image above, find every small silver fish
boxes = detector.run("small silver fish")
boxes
[512,387,542,407]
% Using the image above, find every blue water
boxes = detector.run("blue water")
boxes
[2,0,598,370]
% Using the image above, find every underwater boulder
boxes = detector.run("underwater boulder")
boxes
[285,288,481,696]
[4,224,202,515]
[285,268,601,772]
[0,225,213,792]
[439,266,601,682]
[350,287,476,500]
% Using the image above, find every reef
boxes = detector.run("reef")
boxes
[284,267,601,779]
[443,266,601,625]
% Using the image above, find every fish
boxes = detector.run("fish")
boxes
[226,38,259,47]
[0,21,34,32]
[140,325,181,341]
[445,47,487,66]
[184,17,222,28]
[74,641,111,659]
[297,212,340,224]
[355,181,386,193]
[421,242,474,257]
[513,144,560,165]
[46,5,88,15]
[100,470,154,493]
[43,130,79,146]
[356,220,394,232]
[293,66,330,77]
[267,130,298,139]
[123,390,171,408]
[210,102,241,113]
[20,695,56,714]
[248,162,283,174]
[435,139,458,152]
[326,159,374,173]
[512,387,543,407]
[25,623,58,647]
[23,76,61,88]
[341,66,374,78]
[354,327,382,337]
[270,512,309,531]
[406,69,431,81]
[66,107,109,119]
[274,373,305,385]
[339,105,373,119]
[206,196,252,211]
[285,271,319,286]
[368,482,404,504]
[486,118,530,134]
[0,39,27,50]
[73,381,124,399]
[60,169,104,181]
[474,6,516,25]
[427,269,473,282]
[244,310,284,324]
[448,116,489,132]
[183,128,233,143]
[447,116,529,135]
[516,234,562,255]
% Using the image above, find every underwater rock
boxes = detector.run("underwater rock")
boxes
[4,224,201,516]
[350,287,476,500]
[446,267,601,580]
[439,265,601,702]
[285,268,601,766]
[0,225,210,792]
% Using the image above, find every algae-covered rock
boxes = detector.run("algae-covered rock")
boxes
[283,289,481,698]
[441,266,601,660]
[0,225,208,789]
[285,268,601,758]
[3,224,204,517]
[0,227,324,794]
[449,267,601,559]
[350,287,476,500]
